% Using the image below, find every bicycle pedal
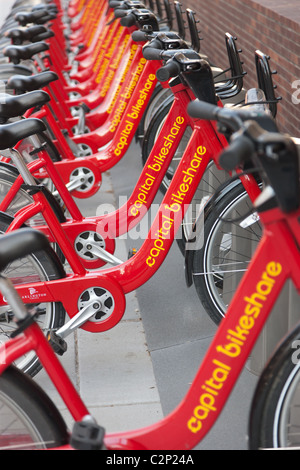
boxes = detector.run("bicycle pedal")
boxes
[71,420,106,450]
[47,330,68,356]
[128,248,138,259]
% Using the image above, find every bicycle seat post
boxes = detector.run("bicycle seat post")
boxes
[6,148,37,186]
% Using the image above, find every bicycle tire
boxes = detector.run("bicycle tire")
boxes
[0,214,66,377]
[0,365,68,449]
[249,321,300,449]
[192,181,262,325]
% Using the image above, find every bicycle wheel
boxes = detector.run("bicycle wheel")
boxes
[0,215,66,377]
[192,181,262,325]
[0,366,68,449]
[249,322,300,449]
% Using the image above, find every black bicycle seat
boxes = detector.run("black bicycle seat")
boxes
[0,118,46,150]
[8,71,58,92]
[15,9,54,26]
[0,90,50,123]
[4,42,49,64]
[0,229,50,272]
[30,29,55,43]
[4,26,49,45]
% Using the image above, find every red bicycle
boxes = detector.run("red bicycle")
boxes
[0,102,299,449]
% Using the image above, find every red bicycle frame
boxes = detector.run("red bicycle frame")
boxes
[0,197,299,449]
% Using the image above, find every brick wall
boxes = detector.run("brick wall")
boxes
[175,0,300,137]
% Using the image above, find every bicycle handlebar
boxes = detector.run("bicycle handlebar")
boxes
[188,100,255,170]
[142,46,163,60]
[218,134,255,171]
[187,100,220,121]
[156,60,181,81]
[120,12,136,26]
[110,1,124,7]
[114,9,128,18]
[187,89,274,133]
[187,93,300,215]
[132,30,149,41]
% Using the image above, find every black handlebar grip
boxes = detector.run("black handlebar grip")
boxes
[219,135,255,171]
[142,46,162,60]
[114,9,128,18]
[132,30,148,42]
[110,1,124,7]
[187,100,220,121]
[156,61,181,82]
[120,13,136,26]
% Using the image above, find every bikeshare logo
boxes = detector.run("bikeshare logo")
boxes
[22,287,47,301]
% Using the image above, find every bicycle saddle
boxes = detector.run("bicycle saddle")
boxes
[4,26,54,45]
[0,90,50,123]
[15,9,56,26]
[0,229,50,272]
[8,71,58,93]
[0,118,46,150]
[4,42,49,64]
[30,29,55,43]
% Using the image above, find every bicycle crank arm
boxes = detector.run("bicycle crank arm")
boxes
[55,302,101,339]
[87,245,123,266]
[63,167,96,193]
